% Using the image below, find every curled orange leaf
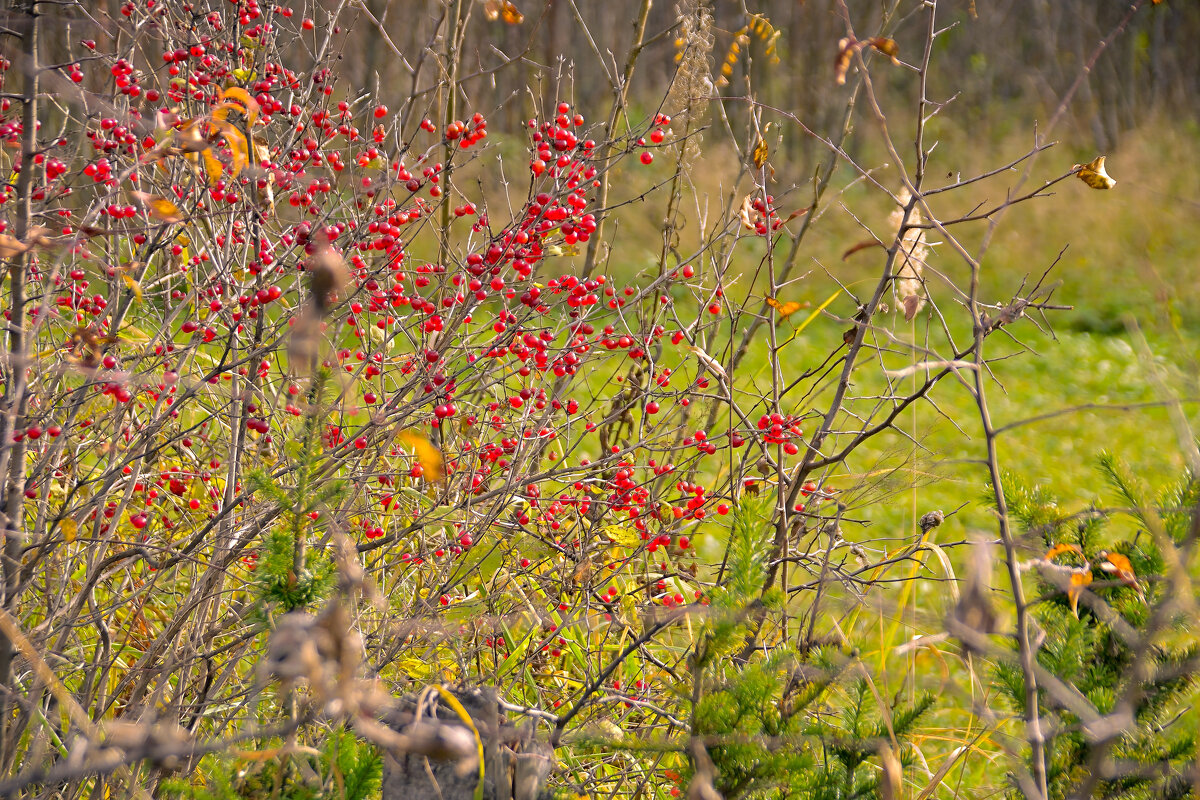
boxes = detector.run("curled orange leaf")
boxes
[1098,551,1146,602]
[1045,543,1084,562]
[1068,570,1093,617]
[483,0,523,23]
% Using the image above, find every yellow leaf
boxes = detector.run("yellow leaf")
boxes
[211,120,249,177]
[119,324,150,343]
[1074,155,1116,190]
[603,524,642,549]
[121,273,143,301]
[216,86,260,128]
[752,136,769,169]
[201,149,224,182]
[60,519,78,543]
[397,430,444,481]
[132,191,184,223]
[765,297,809,318]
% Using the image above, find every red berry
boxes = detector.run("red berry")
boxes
[640,152,653,165]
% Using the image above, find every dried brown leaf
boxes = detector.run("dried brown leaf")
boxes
[0,227,53,259]
[842,239,884,260]
[738,195,759,231]
[902,293,922,321]
[0,234,30,260]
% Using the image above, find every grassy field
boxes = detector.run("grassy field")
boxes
[588,117,1200,795]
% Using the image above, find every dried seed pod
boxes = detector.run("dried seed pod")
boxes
[918,509,944,534]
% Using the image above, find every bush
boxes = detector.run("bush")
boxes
[0,2,1191,799]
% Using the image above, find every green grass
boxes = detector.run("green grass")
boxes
[625,118,1200,797]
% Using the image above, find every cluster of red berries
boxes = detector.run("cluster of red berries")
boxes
[635,113,672,165]
[755,412,805,455]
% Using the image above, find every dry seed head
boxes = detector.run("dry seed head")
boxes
[888,188,931,320]
[668,0,714,167]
